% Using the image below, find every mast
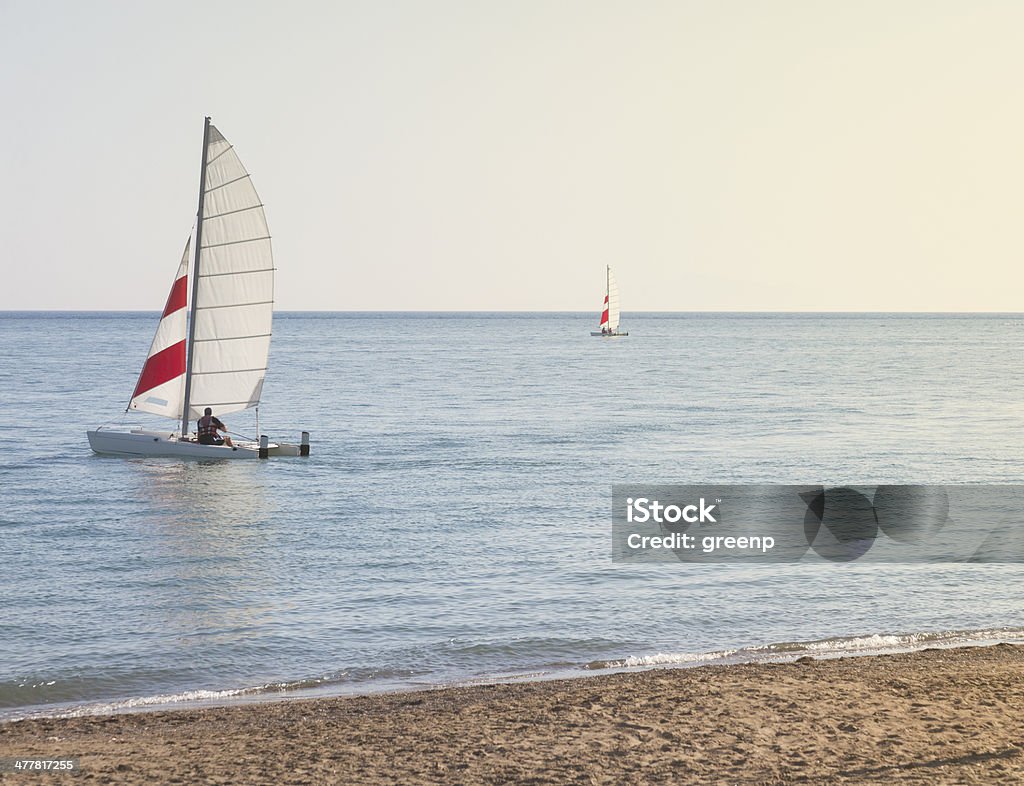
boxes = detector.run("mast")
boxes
[180,116,212,437]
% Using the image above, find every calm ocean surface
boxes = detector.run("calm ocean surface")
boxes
[2,311,1024,720]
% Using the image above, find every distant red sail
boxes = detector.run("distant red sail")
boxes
[600,295,610,327]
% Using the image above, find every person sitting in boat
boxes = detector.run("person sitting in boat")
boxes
[197,407,234,447]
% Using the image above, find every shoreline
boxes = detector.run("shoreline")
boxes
[6,627,1024,725]
[3,644,1022,784]
[6,627,1023,725]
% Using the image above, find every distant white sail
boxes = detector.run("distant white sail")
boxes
[186,124,274,420]
[128,242,190,418]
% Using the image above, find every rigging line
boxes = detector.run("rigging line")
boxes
[204,173,250,194]
[200,236,272,249]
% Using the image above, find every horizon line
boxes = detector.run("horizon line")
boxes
[3,309,1024,315]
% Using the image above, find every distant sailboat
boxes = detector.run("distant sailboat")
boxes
[590,266,629,336]
[87,117,308,459]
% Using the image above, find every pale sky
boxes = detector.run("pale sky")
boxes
[2,0,1022,311]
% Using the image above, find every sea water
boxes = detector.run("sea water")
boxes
[1,312,1023,720]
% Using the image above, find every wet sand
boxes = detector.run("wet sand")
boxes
[2,645,1023,784]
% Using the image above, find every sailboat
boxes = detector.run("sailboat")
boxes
[590,266,629,336]
[87,117,308,460]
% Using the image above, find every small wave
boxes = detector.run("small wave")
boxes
[587,649,740,670]
[58,687,259,718]
[758,627,1024,657]
[0,668,425,723]
[592,627,1024,672]
[2,686,259,723]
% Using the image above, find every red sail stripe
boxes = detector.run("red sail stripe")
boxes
[163,275,187,317]
[600,296,609,325]
[132,339,186,399]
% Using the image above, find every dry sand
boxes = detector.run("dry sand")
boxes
[2,644,1023,784]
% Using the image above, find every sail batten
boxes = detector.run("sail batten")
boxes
[201,236,272,249]
[204,205,264,220]
[192,367,269,376]
[194,333,272,342]
[198,267,275,278]
[195,300,274,311]
[205,145,234,166]
[195,400,262,408]
[205,174,251,194]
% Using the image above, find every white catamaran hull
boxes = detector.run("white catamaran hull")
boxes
[87,429,304,460]
[590,331,629,336]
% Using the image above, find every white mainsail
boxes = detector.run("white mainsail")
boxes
[185,124,274,422]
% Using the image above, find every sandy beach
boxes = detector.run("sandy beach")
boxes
[2,644,1023,784]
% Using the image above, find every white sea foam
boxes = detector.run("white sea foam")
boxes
[2,681,318,723]
[603,628,1024,672]
[4,688,256,722]
[616,649,739,668]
